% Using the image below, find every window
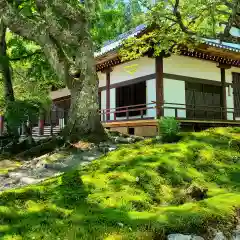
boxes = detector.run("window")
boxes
[116,81,146,117]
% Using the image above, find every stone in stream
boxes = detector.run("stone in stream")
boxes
[168,234,204,240]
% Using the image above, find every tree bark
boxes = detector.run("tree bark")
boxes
[0,20,14,102]
[0,19,18,137]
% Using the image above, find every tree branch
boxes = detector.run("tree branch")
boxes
[9,49,43,61]
[222,0,233,9]
[221,0,239,40]
[0,0,42,41]
[172,0,195,36]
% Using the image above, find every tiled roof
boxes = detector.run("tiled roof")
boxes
[94,24,147,57]
[203,38,240,53]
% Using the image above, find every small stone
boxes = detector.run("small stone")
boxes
[20,177,41,185]
[108,147,116,152]
[82,156,96,161]
[8,172,26,180]
[117,222,124,228]
[36,160,48,168]
[213,232,226,240]
[168,234,204,240]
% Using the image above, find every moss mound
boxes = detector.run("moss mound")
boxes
[0,127,239,239]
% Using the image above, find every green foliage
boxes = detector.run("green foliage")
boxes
[120,0,239,61]
[0,127,239,239]
[92,0,145,49]
[158,117,180,143]
[3,99,49,135]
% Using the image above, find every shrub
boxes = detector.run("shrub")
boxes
[158,117,180,143]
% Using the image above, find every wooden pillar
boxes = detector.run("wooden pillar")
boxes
[217,63,230,120]
[103,67,112,121]
[155,55,164,118]
[0,115,4,136]
[38,117,44,135]
[220,68,227,120]
[98,91,101,121]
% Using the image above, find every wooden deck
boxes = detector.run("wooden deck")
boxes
[103,119,240,128]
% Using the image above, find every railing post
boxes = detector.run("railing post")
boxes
[175,108,178,118]
[114,111,116,120]
[50,111,53,136]
[27,119,32,137]
[141,109,144,119]
[102,110,106,122]
[38,113,44,136]
[0,115,4,136]
[126,107,129,120]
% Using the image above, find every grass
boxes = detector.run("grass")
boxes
[0,127,239,239]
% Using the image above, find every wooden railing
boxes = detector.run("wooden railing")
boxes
[100,103,156,122]
[100,102,238,122]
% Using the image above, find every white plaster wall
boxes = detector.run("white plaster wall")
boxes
[98,72,106,87]
[226,85,234,120]
[101,90,106,121]
[163,78,186,118]
[146,79,157,118]
[164,55,221,82]
[110,57,155,85]
[110,88,116,120]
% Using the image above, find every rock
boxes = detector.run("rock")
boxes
[19,177,42,185]
[82,155,96,161]
[168,234,204,240]
[112,136,134,144]
[233,227,240,240]
[8,172,26,180]
[213,232,226,240]
[98,142,117,153]
[45,162,68,171]
[129,135,145,141]
[186,185,208,200]
[108,147,117,152]
[36,160,48,168]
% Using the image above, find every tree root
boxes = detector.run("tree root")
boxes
[16,136,65,159]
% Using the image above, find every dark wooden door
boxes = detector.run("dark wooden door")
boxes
[232,73,240,118]
[185,82,222,120]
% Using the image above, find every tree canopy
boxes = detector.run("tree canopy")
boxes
[120,0,240,61]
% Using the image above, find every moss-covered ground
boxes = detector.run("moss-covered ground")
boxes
[0,127,239,239]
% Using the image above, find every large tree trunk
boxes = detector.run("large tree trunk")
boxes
[0,20,14,102]
[64,73,105,142]
[62,26,106,142]
[0,19,18,138]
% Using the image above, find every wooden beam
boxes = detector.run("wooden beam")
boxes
[155,56,164,118]
[216,62,231,69]
[220,68,227,120]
